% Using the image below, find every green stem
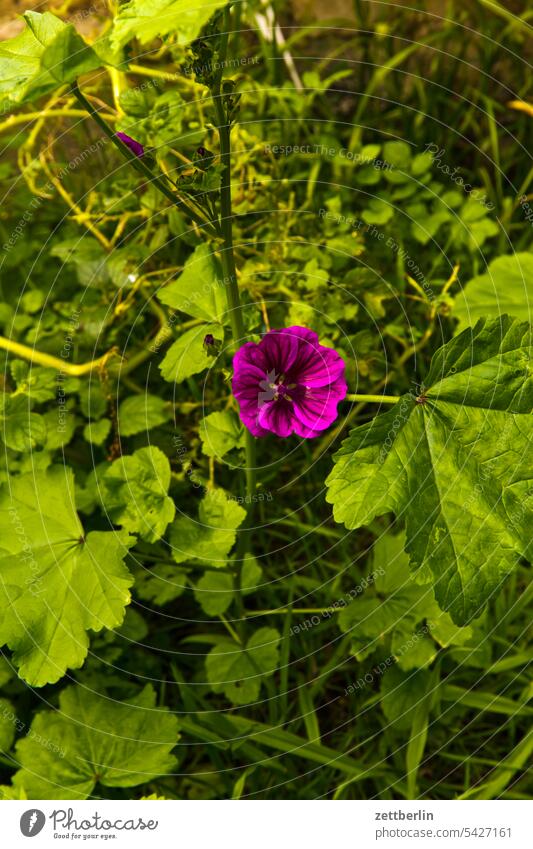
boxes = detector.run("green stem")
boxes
[345,393,400,404]
[70,82,218,238]
[246,607,341,617]
[212,5,256,505]
[214,127,257,500]
[211,6,256,635]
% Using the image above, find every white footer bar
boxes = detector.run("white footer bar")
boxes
[2,799,531,848]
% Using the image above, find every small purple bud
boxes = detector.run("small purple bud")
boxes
[116,132,144,157]
[197,146,207,157]
[203,333,220,356]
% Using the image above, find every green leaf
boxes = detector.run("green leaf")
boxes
[134,563,188,606]
[194,570,234,616]
[199,410,245,459]
[0,395,47,451]
[80,381,108,419]
[96,446,175,543]
[160,323,224,383]
[83,418,111,445]
[12,685,178,799]
[0,466,134,686]
[427,605,474,648]
[206,627,280,705]
[327,316,533,624]
[411,151,433,176]
[43,409,77,450]
[118,394,171,436]
[0,656,14,687]
[194,556,262,616]
[110,0,229,51]
[9,361,58,402]
[0,698,16,752]
[358,532,440,670]
[158,244,227,323]
[51,237,110,288]
[170,489,246,567]
[454,253,533,330]
[405,670,435,798]
[0,11,100,112]
[338,532,434,664]
[0,784,27,800]
[380,666,431,730]
[383,140,411,169]
[362,197,394,225]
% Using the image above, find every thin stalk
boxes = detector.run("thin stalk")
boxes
[246,607,342,617]
[345,393,400,405]
[0,108,117,133]
[70,82,219,238]
[0,336,118,376]
[127,63,206,93]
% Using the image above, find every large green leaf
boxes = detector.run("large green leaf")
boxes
[0,12,100,112]
[12,685,178,799]
[158,243,228,323]
[0,466,134,686]
[110,0,228,51]
[454,253,533,330]
[170,489,246,567]
[96,446,175,543]
[326,316,533,625]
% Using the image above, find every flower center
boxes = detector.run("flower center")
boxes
[272,375,297,402]
[258,371,298,406]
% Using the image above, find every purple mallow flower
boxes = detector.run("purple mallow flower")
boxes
[116,132,144,157]
[232,326,347,438]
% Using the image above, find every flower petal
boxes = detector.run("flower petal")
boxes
[233,341,268,374]
[297,345,346,388]
[116,132,144,157]
[258,329,299,375]
[232,365,265,398]
[239,410,270,438]
[279,326,320,347]
[257,400,294,437]
[293,382,347,431]
[291,417,323,439]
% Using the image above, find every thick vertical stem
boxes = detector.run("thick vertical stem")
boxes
[212,10,256,508]
[212,8,256,636]
[216,147,257,501]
